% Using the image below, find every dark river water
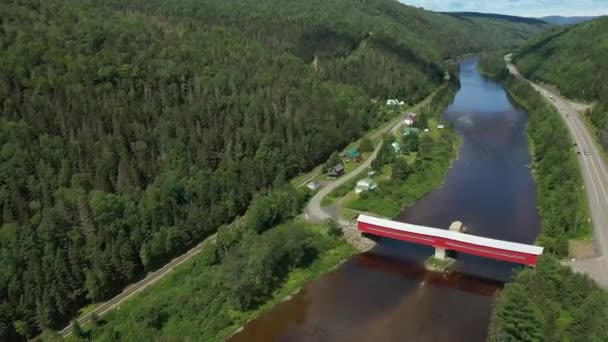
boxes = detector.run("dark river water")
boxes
[230,57,542,342]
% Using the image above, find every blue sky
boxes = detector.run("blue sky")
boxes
[399,0,608,17]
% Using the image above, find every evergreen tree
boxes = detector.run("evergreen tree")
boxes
[326,219,343,237]
[402,133,420,153]
[392,158,411,181]
[492,283,542,342]
[325,152,341,171]
[414,111,429,129]
[72,319,85,339]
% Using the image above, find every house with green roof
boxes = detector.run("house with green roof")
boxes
[343,147,362,162]
[403,127,420,136]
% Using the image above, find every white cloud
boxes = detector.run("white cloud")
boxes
[399,0,608,17]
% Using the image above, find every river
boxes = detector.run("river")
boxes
[230,57,542,342]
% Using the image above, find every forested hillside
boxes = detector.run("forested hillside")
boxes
[0,0,550,339]
[515,17,608,152]
[540,16,598,25]
[515,17,608,101]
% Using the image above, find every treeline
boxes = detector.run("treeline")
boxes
[88,0,551,61]
[59,186,351,342]
[488,256,608,341]
[478,52,509,79]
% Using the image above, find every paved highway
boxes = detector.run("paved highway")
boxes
[506,55,608,287]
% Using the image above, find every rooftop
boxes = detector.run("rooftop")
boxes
[346,148,361,158]
[357,214,544,255]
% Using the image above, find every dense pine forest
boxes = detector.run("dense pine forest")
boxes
[488,256,608,342]
[514,17,608,151]
[0,0,552,339]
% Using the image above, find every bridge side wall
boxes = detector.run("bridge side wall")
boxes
[358,221,539,266]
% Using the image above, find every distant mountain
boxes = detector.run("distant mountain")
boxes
[444,12,549,25]
[540,16,598,25]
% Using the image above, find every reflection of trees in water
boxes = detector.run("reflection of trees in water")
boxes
[355,252,501,297]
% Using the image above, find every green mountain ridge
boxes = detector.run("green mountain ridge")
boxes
[540,15,599,25]
[514,16,608,151]
[0,0,551,339]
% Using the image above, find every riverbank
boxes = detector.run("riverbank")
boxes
[63,216,357,341]
[478,54,608,342]
[507,79,591,251]
[334,82,461,219]
[479,53,590,256]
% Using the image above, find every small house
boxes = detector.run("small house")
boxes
[387,99,406,106]
[355,178,378,194]
[306,181,321,191]
[403,127,420,136]
[404,112,418,126]
[327,163,345,178]
[391,141,402,153]
[343,148,362,162]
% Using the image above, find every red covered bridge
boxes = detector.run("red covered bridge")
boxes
[357,214,543,266]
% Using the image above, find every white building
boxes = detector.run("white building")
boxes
[355,178,378,194]
[437,124,445,129]
[387,99,406,106]
[306,181,321,191]
[391,141,401,153]
[404,112,418,126]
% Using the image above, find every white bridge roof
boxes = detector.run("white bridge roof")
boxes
[357,214,544,255]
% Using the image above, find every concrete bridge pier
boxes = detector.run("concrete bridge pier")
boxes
[434,247,446,259]
[434,221,464,260]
